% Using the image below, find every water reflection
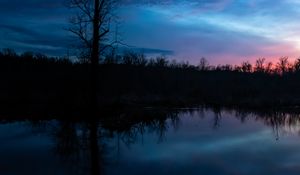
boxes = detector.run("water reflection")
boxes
[2,108,300,175]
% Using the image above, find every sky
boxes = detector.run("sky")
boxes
[1,0,300,64]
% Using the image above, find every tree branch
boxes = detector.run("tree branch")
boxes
[69,0,93,20]
[68,28,92,48]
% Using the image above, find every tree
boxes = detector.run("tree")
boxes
[122,52,148,66]
[254,58,265,73]
[2,48,17,58]
[154,56,169,67]
[264,61,273,74]
[294,58,300,72]
[276,57,290,74]
[198,57,209,71]
[68,0,117,57]
[67,0,117,108]
[241,61,252,73]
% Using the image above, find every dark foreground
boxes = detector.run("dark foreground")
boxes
[2,49,300,109]
[1,108,300,175]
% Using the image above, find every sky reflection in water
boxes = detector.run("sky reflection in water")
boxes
[1,109,300,175]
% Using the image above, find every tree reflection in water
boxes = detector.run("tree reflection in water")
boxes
[26,107,300,175]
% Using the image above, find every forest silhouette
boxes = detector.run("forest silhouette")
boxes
[1,48,300,116]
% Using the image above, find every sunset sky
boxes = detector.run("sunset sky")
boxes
[1,0,300,64]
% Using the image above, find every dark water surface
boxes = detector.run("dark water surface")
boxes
[1,108,300,175]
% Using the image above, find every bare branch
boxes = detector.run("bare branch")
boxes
[68,0,120,60]
[69,0,93,20]
[68,29,92,48]
[100,28,109,38]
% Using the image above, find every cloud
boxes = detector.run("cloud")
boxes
[0,24,37,38]
[122,0,231,6]
[0,22,71,56]
[1,0,300,64]
[119,4,300,64]
[120,46,174,56]
[0,0,72,55]
[0,0,64,10]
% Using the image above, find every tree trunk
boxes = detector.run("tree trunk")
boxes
[89,122,100,175]
[90,0,100,111]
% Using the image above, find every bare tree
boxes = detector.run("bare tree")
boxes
[241,61,252,73]
[67,0,117,107]
[198,57,209,71]
[265,61,273,74]
[294,58,300,72]
[276,57,290,74]
[254,58,265,73]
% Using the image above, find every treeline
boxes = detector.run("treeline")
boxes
[104,52,300,75]
[2,48,298,74]
[1,48,300,115]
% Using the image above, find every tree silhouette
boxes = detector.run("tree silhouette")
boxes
[241,61,252,73]
[67,0,117,109]
[276,56,290,74]
[294,58,300,72]
[198,57,209,71]
[254,58,265,73]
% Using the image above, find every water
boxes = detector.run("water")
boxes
[1,108,300,175]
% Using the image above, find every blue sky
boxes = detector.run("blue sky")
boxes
[1,0,300,64]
